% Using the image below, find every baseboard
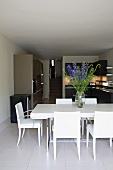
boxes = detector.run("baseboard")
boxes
[0,118,10,133]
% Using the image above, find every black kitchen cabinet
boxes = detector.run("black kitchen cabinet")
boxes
[94,60,107,76]
[65,86,91,101]
[90,87,113,103]
[10,94,31,123]
[65,87,76,98]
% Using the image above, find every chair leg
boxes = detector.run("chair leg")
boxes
[93,138,96,160]
[82,119,84,135]
[54,137,56,160]
[77,138,80,160]
[17,128,22,146]
[38,127,40,146]
[41,121,43,137]
[46,119,49,152]
[22,128,25,138]
[86,129,89,147]
[49,118,51,134]
[110,138,112,147]
[86,118,88,126]
[49,118,53,140]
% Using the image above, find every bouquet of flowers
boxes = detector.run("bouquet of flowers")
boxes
[65,62,100,107]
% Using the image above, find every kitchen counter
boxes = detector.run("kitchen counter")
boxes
[65,84,113,92]
[65,85,113,103]
[96,87,113,93]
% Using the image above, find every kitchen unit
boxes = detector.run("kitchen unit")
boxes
[65,60,113,103]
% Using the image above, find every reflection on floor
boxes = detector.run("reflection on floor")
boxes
[0,98,113,170]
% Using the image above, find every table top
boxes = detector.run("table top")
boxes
[30,103,113,119]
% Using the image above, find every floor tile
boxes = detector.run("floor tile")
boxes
[0,167,27,170]
[27,166,66,170]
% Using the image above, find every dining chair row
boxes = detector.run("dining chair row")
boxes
[52,110,113,160]
[54,98,97,136]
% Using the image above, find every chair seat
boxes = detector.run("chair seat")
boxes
[87,117,94,120]
[33,120,42,128]
[19,118,34,128]
[20,118,42,128]
[86,124,94,136]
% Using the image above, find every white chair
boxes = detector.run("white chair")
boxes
[49,98,72,139]
[15,102,43,146]
[53,111,81,160]
[82,98,97,135]
[85,98,97,104]
[86,111,113,160]
[56,98,72,104]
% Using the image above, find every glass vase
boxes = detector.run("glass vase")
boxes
[75,91,85,108]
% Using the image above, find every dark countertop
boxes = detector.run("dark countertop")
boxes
[10,94,31,97]
[65,85,113,93]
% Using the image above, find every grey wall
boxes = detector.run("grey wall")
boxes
[55,60,62,78]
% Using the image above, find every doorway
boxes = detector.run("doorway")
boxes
[50,59,62,79]
[50,60,56,79]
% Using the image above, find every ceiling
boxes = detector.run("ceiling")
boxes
[0,0,113,60]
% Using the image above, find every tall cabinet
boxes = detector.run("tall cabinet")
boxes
[14,54,43,109]
[14,54,33,95]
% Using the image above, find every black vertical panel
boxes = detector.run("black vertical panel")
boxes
[10,94,30,123]
[94,60,107,76]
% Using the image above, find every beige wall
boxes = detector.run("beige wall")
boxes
[55,60,62,78]
[33,59,43,79]
[0,33,26,124]
[62,56,99,97]
[41,60,49,99]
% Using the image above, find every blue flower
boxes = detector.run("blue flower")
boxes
[65,62,100,93]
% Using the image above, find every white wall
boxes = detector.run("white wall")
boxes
[62,56,99,97]
[0,33,26,124]
[99,48,113,81]
[99,48,113,66]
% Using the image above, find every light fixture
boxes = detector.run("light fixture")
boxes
[51,60,54,66]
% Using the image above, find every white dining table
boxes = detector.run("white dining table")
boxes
[31,103,113,151]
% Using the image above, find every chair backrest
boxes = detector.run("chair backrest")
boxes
[56,98,72,104]
[94,111,113,138]
[85,98,97,104]
[54,111,80,138]
[15,102,24,125]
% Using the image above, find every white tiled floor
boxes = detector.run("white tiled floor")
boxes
[0,121,113,170]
